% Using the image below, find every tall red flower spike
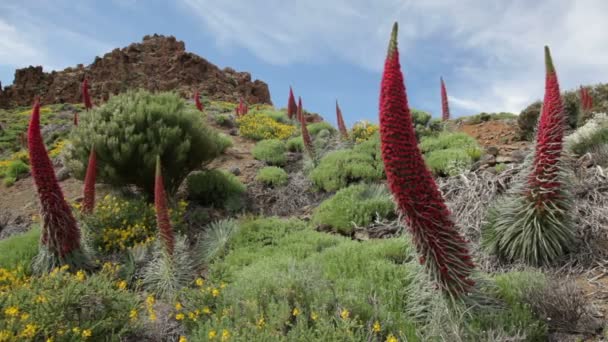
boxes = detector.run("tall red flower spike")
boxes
[194,91,204,112]
[336,100,349,139]
[297,96,303,122]
[440,77,450,121]
[155,156,175,256]
[299,97,314,157]
[527,47,566,200]
[73,111,78,126]
[28,99,82,258]
[82,78,92,110]
[82,147,97,214]
[288,87,297,119]
[580,86,593,112]
[379,23,474,297]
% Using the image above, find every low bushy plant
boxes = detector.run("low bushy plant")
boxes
[286,136,304,152]
[65,90,224,198]
[186,170,246,209]
[424,148,473,176]
[312,184,395,234]
[0,227,40,272]
[0,159,29,186]
[307,122,336,136]
[256,166,289,187]
[237,114,296,140]
[350,121,379,143]
[252,139,287,166]
[197,219,239,263]
[419,132,479,153]
[216,133,233,153]
[565,112,608,157]
[142,236,196,299]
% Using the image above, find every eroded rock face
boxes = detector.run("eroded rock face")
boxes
[0,34,272,108]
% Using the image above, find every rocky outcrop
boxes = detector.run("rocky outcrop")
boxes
[0,34,272,108]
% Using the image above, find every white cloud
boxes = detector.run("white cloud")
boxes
[180,0,608,114]
[0,19,47,67]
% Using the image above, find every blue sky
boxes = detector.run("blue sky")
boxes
[1,1,607,127]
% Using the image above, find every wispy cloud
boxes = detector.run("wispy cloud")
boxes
[180,0,608,114]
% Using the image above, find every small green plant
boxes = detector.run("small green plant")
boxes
[65,90,224,198]
[424,148,473,176]
[307,122,336,136]
[142,236,195,299]
[256,166,289,187]
[419,132,479,153]
[0,159,29,186]
[252,139,287,166]
[312,184,396,234]
[565,113,608,156]
[0,227,40,272]
[286,136,304,152]
[197,219,239,263]
[186,170,246,209]
[216,133,234,153]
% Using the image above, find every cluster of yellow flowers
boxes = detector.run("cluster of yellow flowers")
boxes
[19,106,52,116]
[209,101,237,113]
[207,329,230,341]
[236,114,296,140]
[351,120,379,143]
[48,139,68,159]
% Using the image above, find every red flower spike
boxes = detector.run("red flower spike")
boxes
[336,100,349,139]
[194,91,204,112]
[288,87,297,119]
[155,156,175,256]
[297,96,303,122]
[527,47,566,199]
[28,99,82,257]
[299,97,314,157]
[378,23,474,297]
[440,77,450,121]
[82,147,97,214]
[82,78,92,110]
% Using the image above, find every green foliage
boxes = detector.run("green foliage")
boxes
[256,166,289,187]
[519,90,587,140]
[419,132,482,176]
[307,122,336,136]
[350,121,379,143]
[142,237,195,299]
[252,139,287,166]
[0,159,29,186]
[186,170,246,209]
[79,195,187,254]
[419,132,479,153]
[216,133,233,153]
[65,90,223,197]
[0,227,40,273]
[310,134,384,191]
[482,188,575,266]
[236,114,296,140]
[213,114,233,127]
[312,184,395,234]
[250,109,290,124]
[197,219,239,263]
[565,113,608,157]
[0,265,141,341]
[286,136,304,152]
[459,112,518,125]
[181,218,547,341]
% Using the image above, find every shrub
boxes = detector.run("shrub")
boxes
[252,139,287,166]
[197,219,239,263]
[142,236,195,299]
[565,112,608,156]
[0,265,141,341]
[419,132,479,153]
[237,114,296,140]
[79,195,187,254]
[186,170,246,209]
[307,122,336,136]
[350,120,379,143]
[286,136,304,152]
[519,90,582,140]
[0,159,29,180]
[214,114,233,127]
[256,166,289,187]
[65,90,224,198]
[424,148,473,176]
[0,227,40,272]
[309,149,382,192]
[216,133,233,153]
[312,184,395,234]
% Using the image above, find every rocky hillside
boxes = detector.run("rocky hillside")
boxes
[0,34,272,108]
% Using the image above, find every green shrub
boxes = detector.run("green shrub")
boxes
[80,195,187,254]
[307,122,336,136]
[214,114,233,127]
[460,112,518,125]
[142,237,195,299]
[565,113,608,156]
[216,133,233,153]
[237,114,296,140]
[0,265,141,340]
[286,136,304,152]
[186,170,246,209]
[312,184,395,234]
[256,166,289,187]
[253,109,289,124]
[419,132,479,153]
[519,92,581,140]
[252,139,287,166]
[424,148,473,176]
[197,219,239,263]
[0,227,40,272]
[65,90,224,198]
[310,134,384,192]
[0,160,29,179]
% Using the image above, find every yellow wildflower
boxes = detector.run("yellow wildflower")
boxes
[75,270,86,282]
[340,308,350,320]
[221,329,230,342]
[129,309,138,321]
[146,295,155,306]
[386,334,398,342]
[20,312,30,321]
[72,327,81,334]
[4,306,19,317]
[256,316,265,329]
[211,288,220,297]
[195,278,204,287]
[82,329,92,339]
[175,302,183,311]
[311,311,318,321]
[202,306,211,314]
[373,321,381,333]
[208,330,217,340]
[179,336,187,342]
[116,280,127,290]
[175,313,185,321]
[35,295,48,303]
[20,324,38,338]
[0,331,12,341]
[188,311,198,321]
[292,307,300,317]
